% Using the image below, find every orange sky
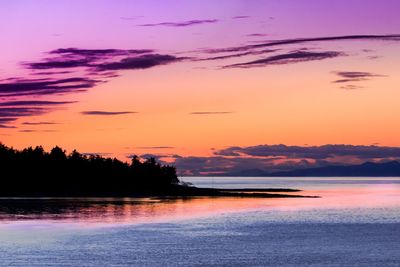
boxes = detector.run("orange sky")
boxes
[1,1,400,172]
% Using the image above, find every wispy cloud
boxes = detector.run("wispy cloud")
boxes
[50,48,152,57]
[138,19,218,27]
[25,48,154,71]
[332,71,385,83]
[82,152,112,156]
[232,16,250,19]
[224,50,343,68]
[0,100,75,128]
[332,71,386,89]
[32,71,72,75]
[0,77,100,97]
[0,125,16,128]
[80,111,138,116]
[0,100,77,106]
[205,34,400,54]
[19,129,57,133]
[0,118,18,128]
[199,49,278,61]
[0,107,47,117]
[135,146,175,149]
[95,54,183,71]
[340,85,364,90]
[0,118,18,124]
[22,121,58,125]
[246,33,269,37]
[190,111,233,115]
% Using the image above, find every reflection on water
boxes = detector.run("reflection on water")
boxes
[1,178,400,266]
[183,176,400,189]
[0,177,399,226]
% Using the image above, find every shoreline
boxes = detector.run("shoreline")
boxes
[0,185,318,199]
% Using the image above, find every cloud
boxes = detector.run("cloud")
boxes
[135,146,175,149]
[332,71,386,89]
[95,54,183,71]
[215,144,400,159]
[335,71,384,79]
[332,71,385,83]
[0,107,47,117]
[0,100,77,106]
[190,111,233,115]
[32,71,73,75]
[0,107,49,127]
[332,78,368,83]
[49,48,152,57]
[205,34,400,54]
[25,48,154,71]
[0,77,100,97]
[246,33,269,37]
[80,111,137,116]
[138,19,218,27]
[0,100,74,127]
[22,121,58,125]
[340,85,364,90]
[0,117,17,123]
[0,117,18,128]
[199,49,278,61]
[82,152,112,156]
[27,58,92,70]
[232,16,250,19]
[224,50,344,68]
[0,125,16,128]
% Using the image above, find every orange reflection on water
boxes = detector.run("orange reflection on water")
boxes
[0,184,399,226]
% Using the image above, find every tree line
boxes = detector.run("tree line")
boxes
[0,143,179,196]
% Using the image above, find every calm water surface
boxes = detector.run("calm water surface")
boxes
[0,177,399,266]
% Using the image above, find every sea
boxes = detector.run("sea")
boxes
[0,177,399,266]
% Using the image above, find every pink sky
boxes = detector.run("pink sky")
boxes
[1,0,400,174]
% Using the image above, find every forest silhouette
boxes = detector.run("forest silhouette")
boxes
[0,143,179,196]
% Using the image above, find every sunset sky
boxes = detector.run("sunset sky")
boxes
[1,0,400,175]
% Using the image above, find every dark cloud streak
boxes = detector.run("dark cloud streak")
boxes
[0,100,77,106]
[224,50,343,68]
[206,34,400,54]
[0,77,100,97]
[232,16,250,19]
[22,121,58,125]
[332,71,386,86]
[138,19,218,27]
[190,111,233,115]
[95,54,183,71]
[81,111,137,116]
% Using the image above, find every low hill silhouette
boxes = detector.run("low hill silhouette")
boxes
[222,161,400,177]
[270,161,400,177]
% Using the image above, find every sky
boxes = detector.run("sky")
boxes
[1,0,400,175]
